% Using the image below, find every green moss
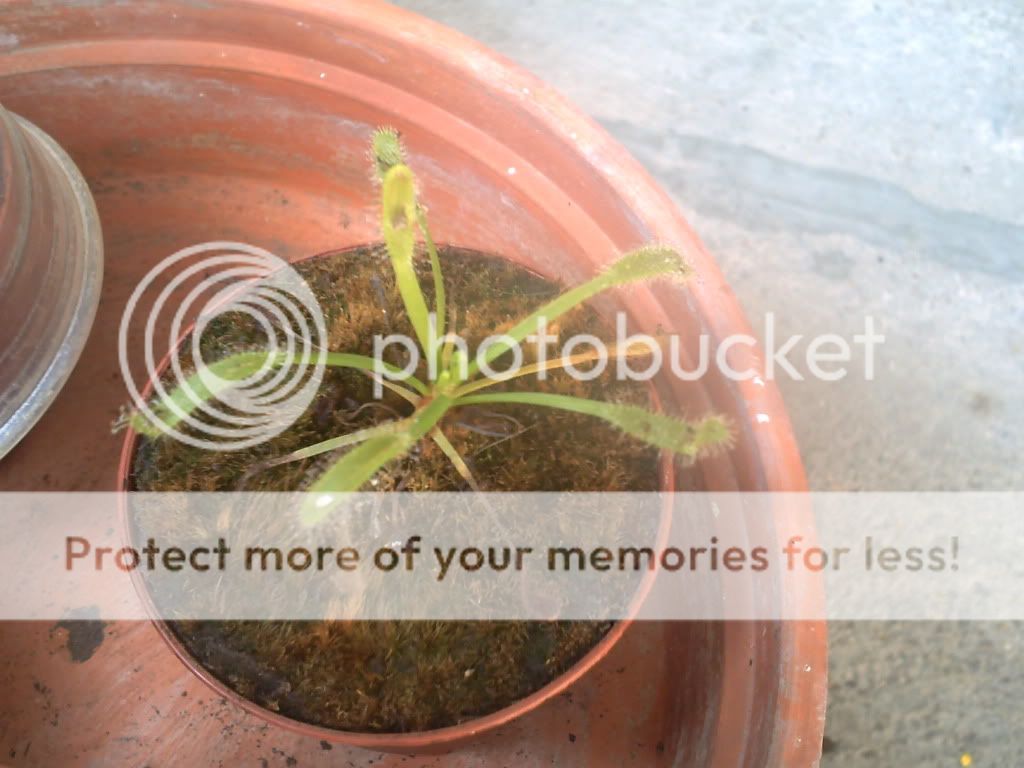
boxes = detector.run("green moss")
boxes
[130,247,660,732]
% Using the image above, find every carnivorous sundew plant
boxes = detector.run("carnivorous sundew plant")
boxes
[128,129,731,521]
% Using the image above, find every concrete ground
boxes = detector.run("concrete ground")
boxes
[397,2,1024,765]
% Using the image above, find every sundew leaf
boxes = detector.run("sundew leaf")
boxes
[323,352,428,395]
[131,351,426,437]
[300,433,415,525]
[129,351,272,437]
[371,129,446,352]
[600,244,692,285]
[381,164,432,354]
[452,339,659,397]
[371,126,405,180]
[417,207,446,358]
[261,418,414,468]
[454,391,731,459]
[301,394,455,524]
[461,245,691,379]
[430,427,480,491]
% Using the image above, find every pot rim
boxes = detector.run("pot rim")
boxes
[116,244,677,751]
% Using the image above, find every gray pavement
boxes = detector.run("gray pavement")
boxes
[397,2,1024,765]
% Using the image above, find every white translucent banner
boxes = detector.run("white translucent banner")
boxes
[1,493,1019,620]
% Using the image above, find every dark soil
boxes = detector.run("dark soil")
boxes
[128,246,662,733]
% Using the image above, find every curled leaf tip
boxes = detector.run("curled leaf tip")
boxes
[607,404,730,459]
[372,126,406,180]
[110,406,131,435]
[604,245,692,285]
[693,415,733,454]
[120,407,164,438]
[130,415,161,438]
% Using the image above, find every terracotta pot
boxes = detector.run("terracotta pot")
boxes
[0,103,103,458]
[115,244,678,753]
[0,1,826,765]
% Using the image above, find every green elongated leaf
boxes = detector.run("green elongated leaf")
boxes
[416,206,445,356]
[130,351,272,437]
[462,245,691,380]
[371,129,444,354]
[302,394,455,524]
[452,339,659,397]
[322,352,428,395]
[454,391,730,459]
[131,350,425,437]
[364,372,421,406]
[262,418,413,468]
[381,164,432,354]
[300,433,413,525]
[430,427,480,491]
